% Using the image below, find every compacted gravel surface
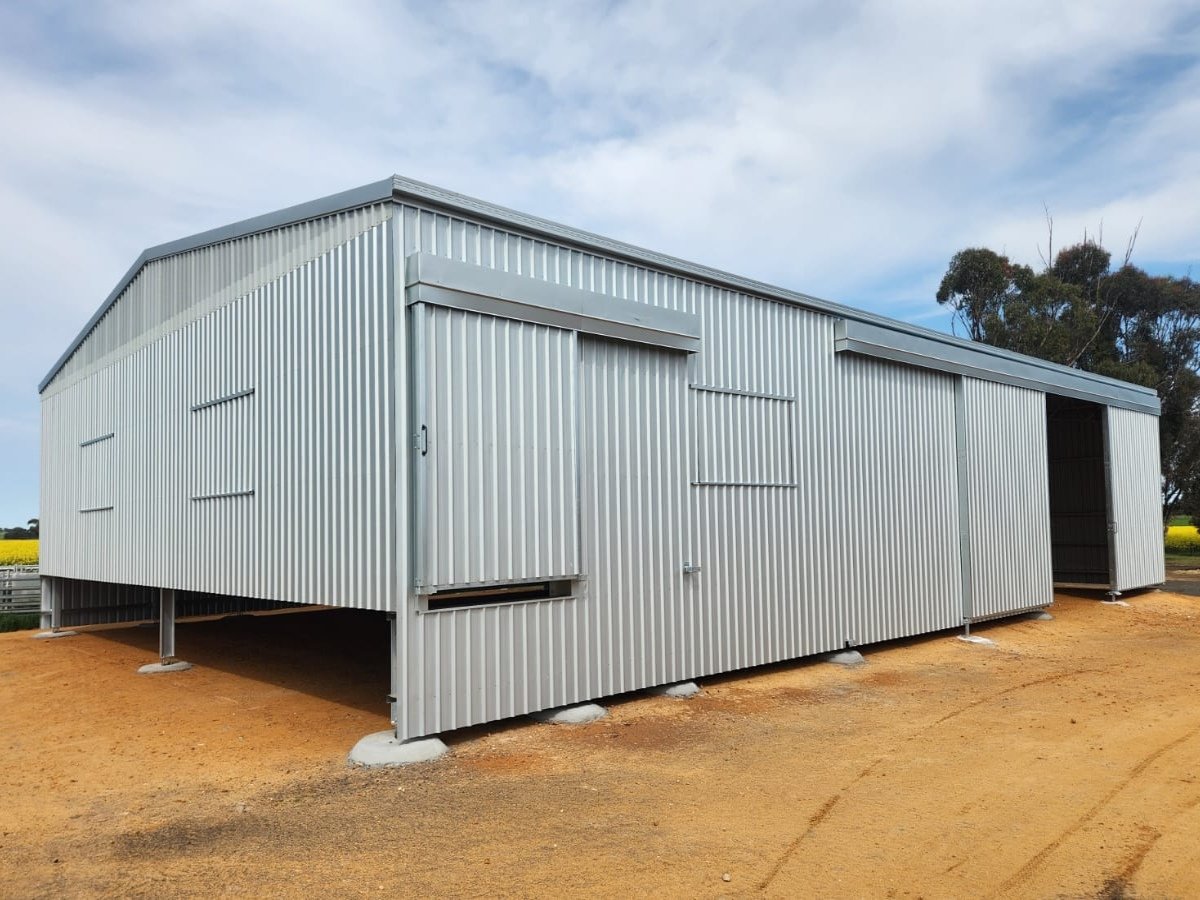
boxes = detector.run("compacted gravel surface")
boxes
[2,590,1199,898]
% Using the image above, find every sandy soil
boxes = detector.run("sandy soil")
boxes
[2,591,1199,899]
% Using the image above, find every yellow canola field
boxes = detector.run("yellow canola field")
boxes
[0,540,38,565]
[1165,525,1200,555]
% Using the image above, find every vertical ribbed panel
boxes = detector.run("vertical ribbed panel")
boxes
[1107,407,1166,591]
[192,383,255,499]
[825,353,963,645]
[47,204,392,390]
[579,338,692,694]
[46,191,1162,744]
[39,218,396,611]
[962,379,1053,618]
[689,288,795,395]
[41,574,301,628]
[394,205,965,739]
[413,305,579,589]
[692,390,795,485]
[397,336,691,738]
[78,435,114,511]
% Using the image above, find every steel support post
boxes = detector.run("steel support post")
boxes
[159,588,176,662]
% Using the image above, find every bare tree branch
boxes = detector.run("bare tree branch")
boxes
[1037,202,1054,271]
[1123,218,1142,267]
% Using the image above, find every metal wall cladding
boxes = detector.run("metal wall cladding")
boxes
[819,350,963,647]
[48,205,392,390]
[392,202,966,736]
[1107,407,1166,590]
[396,337,692,736]
[691,389,795,486]
[41,575,302,628]
[961,379,1053,618]
[78,434,115,511]
[46,192,1162,742]
[40,217,396,611]
[41,575,156,627]
[412,305,579,590]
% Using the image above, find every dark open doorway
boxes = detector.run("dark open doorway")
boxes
[1046,395,1112,587]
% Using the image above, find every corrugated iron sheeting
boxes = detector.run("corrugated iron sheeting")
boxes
[41,191,1164,742]
[826,352,963,646]
[396,336,691,736]
[392,204,965,738]
[962,379,1053,617]
[40,216,396,611]
[1107,407,1166,591]
[48,205,391,390]
[413,305,579,590]
[692,389,795,486]
[41,575,302,628]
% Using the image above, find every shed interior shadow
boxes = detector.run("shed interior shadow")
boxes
[1046,394,1110,586]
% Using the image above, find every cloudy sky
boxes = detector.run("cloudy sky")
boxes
[2,0,1198,526]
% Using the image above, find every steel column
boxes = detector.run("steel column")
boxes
[159,588,176,662]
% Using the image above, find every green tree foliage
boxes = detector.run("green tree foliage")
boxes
[0,518,38,539]
[936,237,1200,521]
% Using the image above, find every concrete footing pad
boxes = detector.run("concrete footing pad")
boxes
[348,732,448,767]
[33,630,78,640]
[957,635,996,646]
[1028,610,1054,621]
[1102,599,1131,607]
[531,702,608,725]
[825,650,866,667]
[137,661,193,674]
[648,681,701,698]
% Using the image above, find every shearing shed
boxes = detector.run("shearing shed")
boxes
[38,176,1164,749]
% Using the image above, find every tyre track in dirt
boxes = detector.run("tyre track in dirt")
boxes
[990,723,1200,898]
[757,663,1116,892]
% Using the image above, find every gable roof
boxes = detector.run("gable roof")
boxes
[40,175,1161,415]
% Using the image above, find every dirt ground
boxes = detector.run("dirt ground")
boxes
[2,591,1200,899]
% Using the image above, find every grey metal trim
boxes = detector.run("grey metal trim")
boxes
[40,170,1161,416]
[191,387,255,412]
[409,302,429,590]
[835,319,1159,415]
[416,594,582,615]
[953,378,975,621]
[79,432,115,448]
[404,252,702,352]
[415,573,585,596]
[1102,407,1119,592]
[389,175,1158,411]
[689,384,795,402]
[691,481,799,488]
[79,505,114,514]
[191,489,255,501]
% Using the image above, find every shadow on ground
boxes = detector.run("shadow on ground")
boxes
[90,607,390,715]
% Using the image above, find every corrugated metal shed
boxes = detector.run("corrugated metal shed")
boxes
[39,176,1167,742]
[1107,407,1167,592]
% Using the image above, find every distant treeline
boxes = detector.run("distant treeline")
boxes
[1,519,38,539]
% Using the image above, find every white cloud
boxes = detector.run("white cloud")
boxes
[0,0,1197,520]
